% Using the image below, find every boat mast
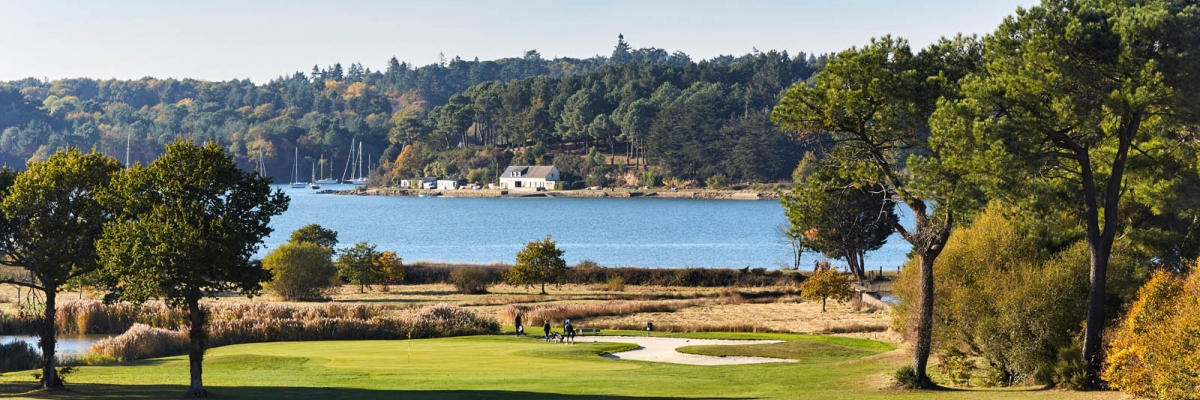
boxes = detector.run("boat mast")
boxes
[291,148,298,184]
[124,131,132,168]
[341,139,355,181]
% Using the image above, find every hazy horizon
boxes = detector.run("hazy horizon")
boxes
[1,0,1035,83]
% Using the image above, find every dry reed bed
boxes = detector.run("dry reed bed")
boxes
[88,302,497,362]
[495,292,783,326]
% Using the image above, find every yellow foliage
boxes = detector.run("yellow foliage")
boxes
[376,251,404,285]
[799,261,854,312]
[344,82,367,99]
[1104,268,1200,399]
[175,98,193,107]
[324,80,346,95]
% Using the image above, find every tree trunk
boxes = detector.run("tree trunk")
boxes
[186,298,209,397]
[911,252,935,387]
[39,289,61,389]
[821,297,826,312]
[540,282,546,295]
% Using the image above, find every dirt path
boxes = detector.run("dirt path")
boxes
[579,336,797,366]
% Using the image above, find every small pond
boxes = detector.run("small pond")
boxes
[0,335,109,357]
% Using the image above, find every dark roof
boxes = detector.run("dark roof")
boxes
[502,166,558,180]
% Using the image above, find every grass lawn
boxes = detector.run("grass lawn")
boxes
[0,333,1127,399]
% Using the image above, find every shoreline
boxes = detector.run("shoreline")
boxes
[324,187,780,200]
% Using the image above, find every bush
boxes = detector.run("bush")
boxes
[893,204,1142,386]
[466,167,491,185]
[1104,269,1200,398]
[0,341,41,373]
[606,276,626,292]
[893,365,922,389]
[264,242,339,301]
[450,267,491,294]
[639,169,660,187]
[705,174,728,189]
[571,181,586,190]
[1051,344,1089,390]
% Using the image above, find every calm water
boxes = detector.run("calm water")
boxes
[0,335,108,356]
[262,184,915,270]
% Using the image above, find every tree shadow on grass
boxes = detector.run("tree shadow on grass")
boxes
[0,384,750,399]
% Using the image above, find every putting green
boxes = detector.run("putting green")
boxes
[0,334,1124,399]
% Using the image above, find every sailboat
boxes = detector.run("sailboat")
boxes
[352,142,367,186]
[315,153,338,184]
[310,162,321,189]
[340,139,357,184]
[256,150,267,178]
[289,148,307,188]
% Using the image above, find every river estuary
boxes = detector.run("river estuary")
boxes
[262,184,916,270]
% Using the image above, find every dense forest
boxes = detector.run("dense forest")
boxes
[0,35,827,186]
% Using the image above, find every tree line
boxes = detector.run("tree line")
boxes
[1,35,827,187]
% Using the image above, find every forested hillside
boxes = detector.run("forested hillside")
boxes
[0,36,826,186]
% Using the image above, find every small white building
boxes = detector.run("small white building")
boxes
[436,179,464,190]
[401,177,437,189]
[499,166,561,190]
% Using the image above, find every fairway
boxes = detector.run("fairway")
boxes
[0,333,1124,399]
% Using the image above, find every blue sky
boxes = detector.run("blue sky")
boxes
[0,0,1036,83]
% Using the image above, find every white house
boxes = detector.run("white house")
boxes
[499,166,561,190]
[436,179,464,190]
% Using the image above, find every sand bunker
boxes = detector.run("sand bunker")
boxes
[579,336,797,366]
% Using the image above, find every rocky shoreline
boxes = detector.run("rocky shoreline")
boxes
[323,187,779,200]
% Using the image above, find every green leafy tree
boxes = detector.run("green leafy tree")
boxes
[507,234,567,295]
[772,35,984,386]
[931,0,1200,384]
[781,163,897,280]
[336,242,383,293]
[0,149,119,389]
[799,262,854,312]
[97,141,288,397]
[289,223,339,251]
[263,242,339,301]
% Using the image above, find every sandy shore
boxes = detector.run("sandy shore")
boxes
[576,336,795,366]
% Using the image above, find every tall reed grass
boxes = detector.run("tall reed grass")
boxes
[86,302,497,363]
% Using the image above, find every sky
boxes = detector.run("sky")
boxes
[0,0,1037,83]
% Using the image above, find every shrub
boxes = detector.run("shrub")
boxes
[571,181,586,190]
[705,174,728,189]
[606,276,626,292]
[893,366,922,389]
[893,205,1143,386]
[0,341,41,373]
[1103,269,1200,398]
[450,267,491,294]
[263,242,339,301]
[639,169,660,187]
[1051,344,1089,391]
[466,167,491,185]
